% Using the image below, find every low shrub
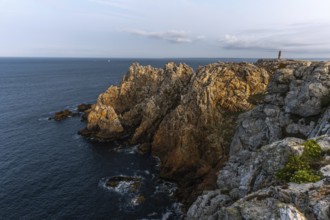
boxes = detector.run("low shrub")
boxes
[301,139,322,162]
[290,170,322,184]
[276,140,323,184]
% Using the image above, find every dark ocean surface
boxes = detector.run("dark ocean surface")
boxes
[0,57,257,219]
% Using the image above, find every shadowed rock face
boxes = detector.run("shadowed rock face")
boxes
[152,62,269,204]
[81,61,269,206]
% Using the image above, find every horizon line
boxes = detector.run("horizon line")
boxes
[1,56,329,60]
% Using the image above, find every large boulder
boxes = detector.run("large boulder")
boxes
[230,60,330,156]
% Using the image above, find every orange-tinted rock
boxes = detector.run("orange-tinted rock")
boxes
[51,109,73,121]
[152,62,269,204]
[82,62,269,206]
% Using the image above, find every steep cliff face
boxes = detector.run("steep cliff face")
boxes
[82,61,269,205]
[84,62,194,141]
[188,60,330,220]
[152,62,269,204]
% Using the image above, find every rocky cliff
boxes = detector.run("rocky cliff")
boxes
[82,59,330,219]
[81,61,269,205]
[188,59,330,220]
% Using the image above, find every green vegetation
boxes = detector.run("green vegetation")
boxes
[276,140,323,184]
[290,170,322,183]
[301,139,322,162]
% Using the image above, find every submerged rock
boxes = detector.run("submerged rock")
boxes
[131,194,146,206]
[105,176,142,193]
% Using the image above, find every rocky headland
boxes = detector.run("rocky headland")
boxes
[81,59,330,219]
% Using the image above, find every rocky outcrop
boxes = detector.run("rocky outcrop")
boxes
[83,62,194,141]
[82,61,269,205]
[229,60,330,156]
[188,136,330,219]
[49,104,92,121]
[103,175,145,206]
[193,182,330,220]
[49,109,74,121]
[187,60,330,219]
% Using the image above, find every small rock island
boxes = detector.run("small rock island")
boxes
[80,59,330,219]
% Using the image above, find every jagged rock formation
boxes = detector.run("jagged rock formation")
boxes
[82,59,330,219]
[81,61,269,205]
[188,137,330,220]
[152,62,269,204]
[187,60,330,220]
[84,62,195,140]
[230,60,330,155]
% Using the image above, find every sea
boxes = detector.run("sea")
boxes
[0,57,257,219]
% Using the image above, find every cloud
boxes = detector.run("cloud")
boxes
[219,23,330,54]
[124,29,204,44]
[220,34,282,52]
[196,35,206,40]
[89,0,131,10]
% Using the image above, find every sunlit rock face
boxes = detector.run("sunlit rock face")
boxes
[82,61,269,205]
[151,62,269,204]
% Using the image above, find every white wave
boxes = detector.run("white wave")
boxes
[152,155,162,170]
[72,134,81,140]
[161,203,184,220]
[153,180,177,196]
[38,117,51,121]
[113,144,139,154]
[99,175,144,195]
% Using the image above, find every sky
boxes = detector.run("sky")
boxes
[1,0,330,58]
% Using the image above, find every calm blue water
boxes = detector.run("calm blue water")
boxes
[0,57,256,219]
